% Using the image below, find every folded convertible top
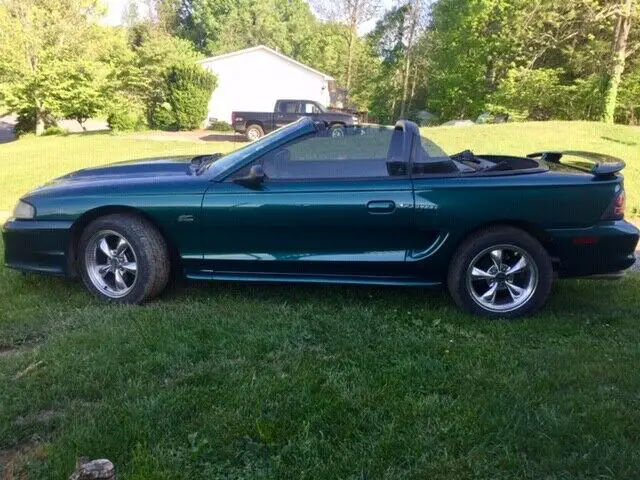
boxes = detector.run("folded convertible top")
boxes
[527,151,625,179]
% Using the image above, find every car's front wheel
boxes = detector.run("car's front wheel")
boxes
[447,226,553,318]
[78,214,170,304]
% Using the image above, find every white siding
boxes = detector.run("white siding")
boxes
[200,48,332,124]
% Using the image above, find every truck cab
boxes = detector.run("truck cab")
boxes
[232,99,357,141]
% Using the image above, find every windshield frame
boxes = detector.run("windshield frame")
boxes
[203,118,316,180]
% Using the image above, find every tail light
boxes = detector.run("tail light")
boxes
[231,112,236,124]
[601,187,626,220]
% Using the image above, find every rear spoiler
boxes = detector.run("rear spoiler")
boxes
[527,151,625,179]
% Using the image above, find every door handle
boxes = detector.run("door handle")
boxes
[367,200,396,214]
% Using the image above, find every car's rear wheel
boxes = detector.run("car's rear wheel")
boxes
[447,226,553,318]
[78,214,170,304]
[246,124,264,141]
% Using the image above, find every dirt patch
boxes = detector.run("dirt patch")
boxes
[0,344,41,360]
[12,410,60,427]
[0,349,18,358]
[0,442,48,479]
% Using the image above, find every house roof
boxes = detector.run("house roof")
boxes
[197,45,335,81]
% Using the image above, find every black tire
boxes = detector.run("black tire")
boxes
[330,124,345,137]
[447,226,553,318]
[246,124,264,141]
[78,213,170,304]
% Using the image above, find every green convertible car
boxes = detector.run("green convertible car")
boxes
[3,118,639,317]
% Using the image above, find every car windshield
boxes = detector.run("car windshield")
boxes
[203,120,309,176]
[420,135,449,159]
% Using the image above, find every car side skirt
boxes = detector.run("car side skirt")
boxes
[185,270,442,287]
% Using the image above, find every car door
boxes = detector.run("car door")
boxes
[273,101,302,129]
[199,126,418,278]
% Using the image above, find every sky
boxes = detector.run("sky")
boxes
[101,0,396,31]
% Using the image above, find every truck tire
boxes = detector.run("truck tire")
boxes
[330,124,345,137]
[246,124,264,141]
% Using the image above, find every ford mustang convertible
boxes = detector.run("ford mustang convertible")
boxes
[3,118,638,317]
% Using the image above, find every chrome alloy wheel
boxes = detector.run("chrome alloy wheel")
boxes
[465,244,538,313]
[85,230,138,299]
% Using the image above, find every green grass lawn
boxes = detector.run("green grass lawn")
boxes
[1,122,640,478]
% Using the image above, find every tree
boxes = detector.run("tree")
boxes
[310,0,381,91]
[0,0,105,134]
[399,0,422,119]
[602,0,637,123]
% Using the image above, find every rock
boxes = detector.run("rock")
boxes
[69,458,115,480]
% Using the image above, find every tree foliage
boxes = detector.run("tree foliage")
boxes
[2,0,640,130]
[0,0,106,134]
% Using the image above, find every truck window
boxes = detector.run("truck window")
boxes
[303,102,320,114]
[279,101,298,114]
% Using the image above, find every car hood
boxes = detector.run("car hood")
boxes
[27,156,201,197]
[55,156,193,182]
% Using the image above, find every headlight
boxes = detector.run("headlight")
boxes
[11,200,36,219]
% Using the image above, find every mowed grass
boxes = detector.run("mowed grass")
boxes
[1,122,640,478]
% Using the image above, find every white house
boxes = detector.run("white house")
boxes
[198,45,335,125]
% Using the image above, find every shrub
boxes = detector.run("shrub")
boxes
[42,126,68,136]
[13,108,58,136]
[149,101,177,131]
[207,120,233,132]
[488,68,570,121]
[106,96,147,132]
[165,64,217,130]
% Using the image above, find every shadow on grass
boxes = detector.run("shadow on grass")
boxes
[601,135,638,146]
[199,132,247,143]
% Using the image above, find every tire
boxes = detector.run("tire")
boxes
[447,226,553,318]
[78,213,170,304]
[330,125,345,137]
[246,124,264,141]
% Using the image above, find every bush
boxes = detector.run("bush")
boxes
[149,101,177,131]
[207,120,233,132]
[488,68,570,121]
[165,64,217,130]
[42,126,68,136]
[106,96,147,132]
[13,108,58,136]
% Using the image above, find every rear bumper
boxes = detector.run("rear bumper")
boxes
[2,219,73,276]
[549,220,639,278]
[232,122,247,134]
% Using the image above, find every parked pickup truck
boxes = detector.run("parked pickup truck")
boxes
[232,99,358,141]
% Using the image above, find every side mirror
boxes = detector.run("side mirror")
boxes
[234,164,265,188]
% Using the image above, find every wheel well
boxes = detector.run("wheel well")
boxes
[246,122,264,131]
[67,206,181,277]
[329,122,345,128]
[455,221,558,262]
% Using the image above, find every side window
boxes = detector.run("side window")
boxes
[282,102,298,114]
[233,127,407,181]
[303,103,319,114]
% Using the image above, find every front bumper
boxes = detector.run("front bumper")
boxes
[549,220,639,278]
[2,219,73,276]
